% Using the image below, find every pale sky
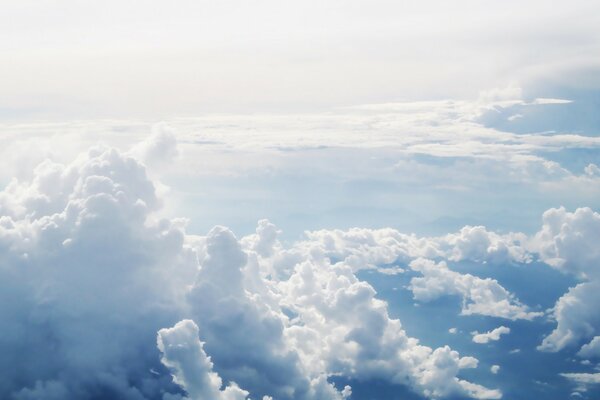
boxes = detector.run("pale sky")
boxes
[2,0,600,118]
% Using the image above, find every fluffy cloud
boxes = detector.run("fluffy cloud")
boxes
[533,208,600,353]
[157,319,250,400]
[302,225,530,272]
[533,207,600,279]
[275,255,499,399]
[295,227,540,321]
[0,146,196,399]
[440,226,530,265]
[538,281,600,352]
[8,134,600,399]
[409,259,540,320]
[129,122,179,169]
[186,225,343,400]
[0,143,503,400]
[471,327,511,344]
[578,336,600,359]
[560,373,600,393]
[241,219,282,258]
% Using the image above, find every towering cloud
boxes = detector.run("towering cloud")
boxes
[157,319,250,400]
[0,143,503,399]
[533,208,600,353]
[0,146,196,399]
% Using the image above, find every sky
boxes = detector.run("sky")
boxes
[1,1,600,400]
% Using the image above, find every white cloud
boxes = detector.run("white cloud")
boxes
[409,259,540,320]
[341,385,352,398]
[578,336,600,359]
[301,224,531,273]
[275,256,500,399]
[185,225,344,400]
[490,365,500,374]
[538,281,600,353]
[0,145,198,398]
[530,98,573,105]
[241,219,282,258]
[585,164,600,177]
[129,122,179,170]
[158,319,250,400]
[533,208,600,353]
[7,137,600,399]
[561,373,600,385]
[471,327,511,344]
[532,207,600,280]
[560,372,600,393]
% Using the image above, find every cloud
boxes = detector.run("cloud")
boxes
[532,207,600,280]
[1,140,506,399]
[0,145,197,399]
[533,208,600,353]
[241,219,282,258]
[471,327,511,344]
[301,224,530,273]
[185,225,343,400]
[157,319,250,400]
[275,256,500,399]
[490,365,500,374]
[538,281,600,353]
[10,138,600,399]
[409,259,540,320]
[560,373,600,393]
[440,226,530,265]
[129,122,179,170]
[578,336,600,359]
[190,224,501,399]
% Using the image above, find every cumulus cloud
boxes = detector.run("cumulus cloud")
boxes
[533,208,600,353]
[157,319,250,400]
[490,365,500,374]
[440,226,530,265]
[409,259,540,320]
[11,137,600,399]
[241,219,282,258]
[578,336,600,359]
[471,327,511,344]
[538,281,600,353]
[0,145,197,399]
[560,373,600,393]
[275,256,500,399]
[0,143,343,400]
[0,142,507,399]
[191,225,500,399]
[185,225,344,400]
[293,226,537,323]
[129,122,179,169]
[533,207,600,279]
[301,225,531,272]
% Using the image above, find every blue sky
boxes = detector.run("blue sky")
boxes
[1,1,600,400]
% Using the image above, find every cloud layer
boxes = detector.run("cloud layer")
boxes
[0,144,506,399]
[1,137,598,399]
